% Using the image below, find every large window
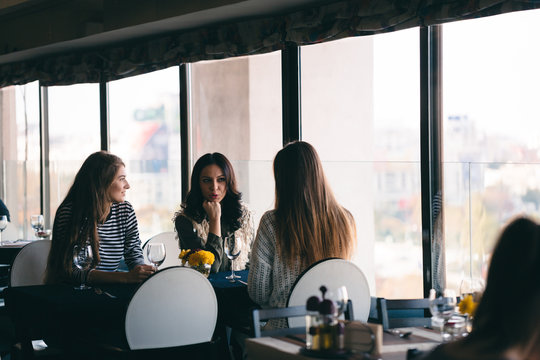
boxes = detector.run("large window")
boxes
[443,9,540,291]
[301,29,422,298]
[0,82,41,240]
[48,84,101,221]
[109,67,181,242]
[190,52,282,227]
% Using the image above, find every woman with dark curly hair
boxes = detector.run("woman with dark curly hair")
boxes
[173,153,254,273]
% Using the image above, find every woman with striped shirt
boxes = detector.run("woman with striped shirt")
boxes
[45,151,154,285]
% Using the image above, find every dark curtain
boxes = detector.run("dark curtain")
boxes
[1,0,539,87]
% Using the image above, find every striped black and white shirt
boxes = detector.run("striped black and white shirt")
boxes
[53,201,145,283]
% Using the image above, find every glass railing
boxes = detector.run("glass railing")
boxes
[13,158,538,300]
[444,161,540,292]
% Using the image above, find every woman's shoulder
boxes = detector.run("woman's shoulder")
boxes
[55,201,74,218]
[174,208,194,223]
[421,341,509,360]
[261,209,276,220]
[114,201,134,211]
[258,210,278,229]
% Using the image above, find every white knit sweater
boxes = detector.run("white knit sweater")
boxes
[247,210,303,316]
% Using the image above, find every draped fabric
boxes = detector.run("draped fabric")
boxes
[1,0,539,87]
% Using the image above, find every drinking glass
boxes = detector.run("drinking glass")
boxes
[147,243,166,271]
[459,277,484,301]
[73,244,93,290]
[459,277,484,332]
[429,288,457,320]
[429,288,458,341]
[224,236,241,281]
[328,286,349,318]
[30,214,44,238]
[0,215,7,245]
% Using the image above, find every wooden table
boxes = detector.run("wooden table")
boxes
[245,327,441,360]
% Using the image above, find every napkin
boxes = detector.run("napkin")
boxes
[344,321,383,356]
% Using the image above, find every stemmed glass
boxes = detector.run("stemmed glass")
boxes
[147,243,166,271]
[459,277,484,332]
[459,277,484,301]
[224,236,241,281]
[30,214,44,239]
[73,244,93,290]
[0,215,7,245]
[429,288,456,320]
[328,286,349,318]
[429,288,458,340]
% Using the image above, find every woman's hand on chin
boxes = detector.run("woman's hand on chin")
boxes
[203,200,221,222]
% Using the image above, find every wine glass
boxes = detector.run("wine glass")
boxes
[429,288,457,340]
[328,285,349,318]
[224,236,241,281]
[73,244,93,290]
[429,288,457,320]
[147,243,166,271]
[459,277,484,302]
[460,277,484,332]
[30,214,44,239]
[0,215,7,245]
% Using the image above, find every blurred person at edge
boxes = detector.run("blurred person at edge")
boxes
[422,217,540,360]
[45,151,154,285]
[0,198,10,221]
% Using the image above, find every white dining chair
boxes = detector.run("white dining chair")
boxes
[287,258,371,327]
[142,231,183,269]
[125,266,218,350]
[10,240,51,287]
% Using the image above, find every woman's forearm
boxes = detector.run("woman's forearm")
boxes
[87,264,154,284]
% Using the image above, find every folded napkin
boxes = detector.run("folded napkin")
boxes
[344,321,383,357]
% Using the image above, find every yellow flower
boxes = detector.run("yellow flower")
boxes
[178,249,215,266]
[459,294,478,315]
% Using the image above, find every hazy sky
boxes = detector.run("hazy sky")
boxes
[373,8,540,148]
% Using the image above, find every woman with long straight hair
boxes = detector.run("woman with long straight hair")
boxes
[248,141,356,320]
[45,151,154,285]
[173,152,254,273]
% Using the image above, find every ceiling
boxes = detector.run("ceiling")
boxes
[0,0,333,65]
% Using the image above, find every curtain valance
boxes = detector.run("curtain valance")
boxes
[1,0,539,87]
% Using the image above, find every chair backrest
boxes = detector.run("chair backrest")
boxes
[251,305,308,338]
[10,240,51,287]
[251,300,354,338]
[125,266,218,350]
[377,297,431,330]
[368,296,381,324]
[287,258,370,327]
[142,232,183,269]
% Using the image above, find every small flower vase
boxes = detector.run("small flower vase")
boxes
[190,263,211,277]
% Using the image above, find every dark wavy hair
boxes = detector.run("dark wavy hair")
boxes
[464,216,540,355]
[45,151,125,283]
[176,153,243,231]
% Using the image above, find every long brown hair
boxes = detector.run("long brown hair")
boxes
[45,151,125,283]
[464,216,540,355]
[273,141,356,267]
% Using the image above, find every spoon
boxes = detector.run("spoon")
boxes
[385,329,412,338]
[94,287,117,299]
